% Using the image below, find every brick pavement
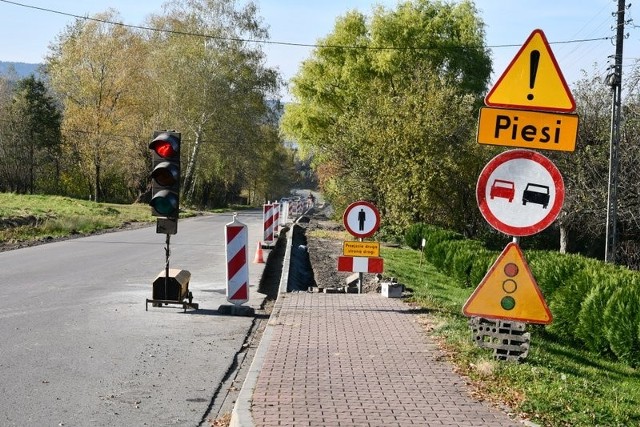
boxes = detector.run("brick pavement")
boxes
[247,292,522,427]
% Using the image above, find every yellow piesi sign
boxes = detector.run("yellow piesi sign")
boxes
[343,241,380,257]
[485,29,575,113]
[477,107,579,152]
[462,242,552,324]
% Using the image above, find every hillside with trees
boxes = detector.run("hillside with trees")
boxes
[0,0,295,208]
[282,0,640,267]
[2,0,640,266]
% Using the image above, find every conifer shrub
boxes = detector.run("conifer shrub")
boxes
[450,240,489,287]
[603,279,640,367]
[528,250,592,298]
[546,268,593,341]
[402,222,640,366]
[469,249,499,286]
[576,278,616,354]
[404,222,431,250]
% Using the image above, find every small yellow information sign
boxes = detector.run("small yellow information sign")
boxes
[343,241,380,257]
[477,107,579,152]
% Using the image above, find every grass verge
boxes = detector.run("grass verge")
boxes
[382,246,640,427]
[0,193,156,245]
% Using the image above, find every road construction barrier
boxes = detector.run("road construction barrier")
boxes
[263,203,275,246]
[225,217,249,305]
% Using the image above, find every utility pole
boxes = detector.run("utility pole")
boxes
[605,0,626,263]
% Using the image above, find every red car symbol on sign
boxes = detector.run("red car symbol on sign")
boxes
[490,179,515,203]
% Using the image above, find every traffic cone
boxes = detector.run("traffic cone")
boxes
[253,241,265,263]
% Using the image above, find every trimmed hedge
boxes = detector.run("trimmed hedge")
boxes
[405,223,640,367]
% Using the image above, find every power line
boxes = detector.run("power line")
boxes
[0,0,613,51]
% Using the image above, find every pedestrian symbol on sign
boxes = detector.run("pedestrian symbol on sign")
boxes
[358,209,366,231]
[343,201,380,238]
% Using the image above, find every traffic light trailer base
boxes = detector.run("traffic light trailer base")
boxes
[145,268,199,313]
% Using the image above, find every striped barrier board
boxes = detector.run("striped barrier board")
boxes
[272,202,280,237]
[225,217,249,305]
[337,255,384,273]
[263,203,274,245]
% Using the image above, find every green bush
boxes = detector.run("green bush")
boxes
[450,240,487,287]
[546,267,598,341]
[423,227,463,266]
[469,249,499,286]
[603,278,640,367]
[528,251,592,298]
[401,222,640,367]
[576,278,616,354]
[404,223,430,250]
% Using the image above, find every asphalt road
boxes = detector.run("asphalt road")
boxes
[0,211,267,426]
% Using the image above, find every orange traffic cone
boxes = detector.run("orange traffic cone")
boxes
[253,241,265,263]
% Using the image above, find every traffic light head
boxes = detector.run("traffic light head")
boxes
[149,131,181,218]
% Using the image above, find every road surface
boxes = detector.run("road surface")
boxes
[0,211,267,426]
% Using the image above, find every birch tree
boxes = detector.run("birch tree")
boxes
[144,0,281,206]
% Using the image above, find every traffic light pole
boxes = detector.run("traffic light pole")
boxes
[146,130,199,312]
[164,232,171,291]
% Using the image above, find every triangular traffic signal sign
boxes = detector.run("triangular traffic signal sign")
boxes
[463,242,552,324]
[485,29,575,113]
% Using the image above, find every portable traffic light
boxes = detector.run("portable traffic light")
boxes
[149,131,181,218]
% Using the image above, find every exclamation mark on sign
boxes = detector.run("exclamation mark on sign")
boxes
[527,50,540,101]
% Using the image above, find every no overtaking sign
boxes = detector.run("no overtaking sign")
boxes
[477,149,564,236]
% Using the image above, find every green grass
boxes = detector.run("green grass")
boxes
[382,246,640,427]
[0,193,155,244]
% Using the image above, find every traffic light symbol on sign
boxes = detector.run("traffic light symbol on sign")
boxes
[462,242,552,324]
[149,131,181,218]
[501,262,518,311]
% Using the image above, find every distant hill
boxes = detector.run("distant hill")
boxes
[0,61,41,79]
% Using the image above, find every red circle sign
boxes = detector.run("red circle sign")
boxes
[477,149,564,236]
[343,201,380,238]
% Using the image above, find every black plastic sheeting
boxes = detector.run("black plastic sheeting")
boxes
[287,222,316,292]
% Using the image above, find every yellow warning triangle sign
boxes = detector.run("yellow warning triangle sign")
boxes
[462,242,552,324]
[485,29,576,113]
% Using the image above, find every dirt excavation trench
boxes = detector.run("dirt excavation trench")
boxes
[268,208,383,294]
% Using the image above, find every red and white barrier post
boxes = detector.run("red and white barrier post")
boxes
[225,216,249,306]
[272,202,280,238]
[263,203,275,247]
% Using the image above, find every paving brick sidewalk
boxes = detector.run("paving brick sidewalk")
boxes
[247,292,522,427]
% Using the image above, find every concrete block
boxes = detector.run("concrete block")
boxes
[381,282,403,298]
[217,304,255,316]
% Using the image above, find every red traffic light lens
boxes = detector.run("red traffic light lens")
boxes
[151,140,178,158]
[149,132,180,159]
[503,262,519,277]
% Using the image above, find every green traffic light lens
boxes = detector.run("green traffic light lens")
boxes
[150,190,179,216]
[501,296,516,311]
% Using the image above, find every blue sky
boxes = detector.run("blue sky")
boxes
[0,0,637,99]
